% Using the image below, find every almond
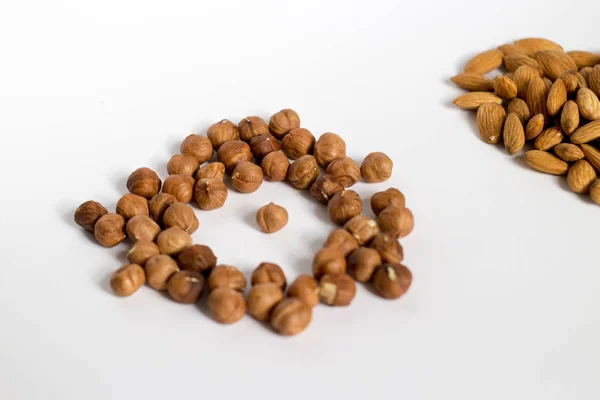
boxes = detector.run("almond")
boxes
[554,143,584,162]
[546,79,567,116]
[503,113,525,154]
[566,51,600,69]
[567,160,597,193]
[504,54,541,73]
[576,88,600,121]
[590,180,600,204]
[560,100,580,135]
[453,92,503,110]
[493,75,518,99]
[526,77,548,119]
[498,44,529,57]
[476,103,506,144]
[525,114,545,140]
[524,150,569,175]
[580,67,593,83]
[533,51,578,80]
[534,126,564,151]
[588,65,600,97]
[571,120,600,144]
[580,144,600,171]
[513,65,543,98]
[450,73,494,92]
[558,70,587,93]
[507,98,531,124]
[514,38,563,55]
[464,49,504,74]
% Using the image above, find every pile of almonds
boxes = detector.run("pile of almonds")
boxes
[74,109,413,336]
[452,38,600,203]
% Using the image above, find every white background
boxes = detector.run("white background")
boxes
[0,1,598,399]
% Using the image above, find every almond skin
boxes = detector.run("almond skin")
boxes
[590,180,600,204]
[514,38,563,55]
[588,66,600,97]
[546,79,567,116]
[533,51,577,80]
[524,150,569,175]
[453,92,503,110]
[526,77,549,119]
[450,73,494,91]
[534,127,564,151]
[498,43,529,57]
[567,160,597,194]
[571,120,600,144]
[513,65,543,98]
[464,49,503,74]
[580,67,594,83]
[577,88,600,121]
[566,51,600,69]
[525,114,545,140]
[560,100,580,135]
[554,143,584,162]
[558,70,587,93]
[580,144,600,171]
[493,75,518,99]
[476,103,506,144]
[503,113,525,154]
[504,55,541,73]
[507,98,531,124]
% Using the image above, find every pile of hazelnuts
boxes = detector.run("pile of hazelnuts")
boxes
[73,109,413,336]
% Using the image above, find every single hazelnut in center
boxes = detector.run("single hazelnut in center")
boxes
[238,116,270,142]
[287,275,319,308]
[110,264,146,297]
[74,200,108,233]
[177,244,217,276]
[319,273,356,306]
[270,298,312,336]
[208,287,247,324]
[149,193,177,224]
[288,155,320,189]
[281,128,315,159]
[344,215,379,245]
[261,150,290,182]
[370,188,406,215]
[126,167,162,200]
[361,152,393,183]
[180,134,214,163]
[372,264,412,299]
[313,132,346,167]
[370,234,404,264]
[378,206,414,238]
[167,270,205,303]
[145,254,179,291]
[156,227,193,255]
[162,202,199,233]
[231,161,263,193]
[127,240,160,266]
[348,247,381,282]
[162,174,195,203]
[255,203,288,233]
[126,215,162,242]
[207,119,240,149]
[116,193,149,221]
[247,283,284,321]
[326,157,361,187]
[167,154,200,176]
[194,178,228,210]
[196,162,226,181]
[310,174,344,204]
[312,247,347,279]
[207,265,247,292]
[269,109,300,139]
[249,133,280,159]
[94,213,126,247]
[217,140,253,174]
[251,262,287,290]
[327,190,362,225]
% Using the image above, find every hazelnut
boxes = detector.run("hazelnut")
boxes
[216,140,253,174]
[261,150,289,182]
[116,193,149,220]
[163,202,199,233]
[270,298,312,336]
[344,215,378,245]
[94,213,126,247]
[378,206,414,238]
[207,119,240,149]
[167,154,200,176]
[361,152,393,183]
[207,265,247,292]
[162,174,195,203]
[126,167,161,199]
[231,161,263,193]
[177,244,217,276]
[288,155,319,189]
[251,262,287,290]
[326,157,360,187]
[196,162,225,181]
[269,109,300,139]
[312,247,347,279]
[313,132,346,167]
[255,203,288,233]
[145,254,179,290]
[149,193,177,224]
[323,229,359,257]
[238,116,270,142]
[126,215,161,242]
[370,188,406,215]
[327,190,362,225]
[281,128,315,159]
[370,234,404,264]
[110,264,146,297]
[167,270,205,303]
[127,240,160,266]
[287,275,319,308]
[180,134,213,163]
[319,273,356,306]
[74,200,108,232]
[156,227,192,255]
[247,283,284,321]
[208,287,247,324]
[250,134,280,159]
[348,247,381,282]
[373,264,412,299]
[194,178,228,210]
[310,174,344,204]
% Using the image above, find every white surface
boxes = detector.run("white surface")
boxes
[0,1,599,399]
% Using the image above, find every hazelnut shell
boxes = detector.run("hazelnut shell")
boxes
[126,168,162,200]
[255,203,288,233]
[261,150,290,182]
[74,200,108,233]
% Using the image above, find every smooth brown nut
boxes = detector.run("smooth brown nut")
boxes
[281,128,315,159]
[110,264,145,297]
[313,132,346,167]
[288,155,319,189]
[126,168,162,199]
[256,203,288,233]
[207,119,240,149]
[156,227,192,255]
[378,206,414,238]
[310,174,344,204]
[74,200,108,232]
[180,134,213,163]
[269,109,300,139]
[116,193,149,220]
[271,298,312,336]
[247,283,284,321]
[319,273,356,306]
[163,202,199,233]
[323,229,359,257]
[126,215,161,242]
[238,116,270,142]
[149,193,177,224]
[370,234,404,264]
[327,190,362,225]
[167,270,205,303]
[261,150,289,182]
[167,154,200,176]
[251,262,287,290]
[287,275,319,308]
[231,161,263,193]
[208,287,246,324]
[217,140,253,174]
[326,157,361,187]
[312,247,347,279]
[177,244,217,276]
[194,178,228,210]
[207,265,247,292]
[196,162,226,181]
[360,152,393,183]
[94,213,126,247]
[344,215,379,245]
[127,241,160,266]
[348,247,382,282]
[145,254,179,291]
[162,174,195,203]
[370,188,406,215]
[249,134,280,159]
[373,264,412,299]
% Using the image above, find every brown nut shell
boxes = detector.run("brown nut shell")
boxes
[127,241,160,266]
[126,215,162,242]
[116,193,149,221]
[162,174,195,203]
[310,174,344,204]
[231,161,263,193]
[247,283,284,321]
[288,155,319,189]
[314,132,346,167]
[378,206,414,238]
[207,265,247,292]
[149,193,177,224]
[319,273,356,306]
[156,227,192,255]
[344,215,379,245]
[126,168,161,200]
[312,247,347,279]
[94,213,126,247]
[145,254,179,291]
[167,270,205,303]
[177,244,217,276]
[373,264,412,299]
[180,134,213,163]
[270,298,312,336]
[249,134,280,159]
[360,152,393,183]
[110,264,146,297]
[207,119,240,149]
[74,200,108,232]
[370,188,406,215]
[194,178,228,210]
[256,203,288,233]
[196,162,226,181]
[269,109,300,139]
[327,190,362,225]
[287,275,319,308]
[323,229,359,257]
[261,150,290,182]
[348,247,382,282]
[208,287,247,324]
[281,128,315,159]
[167,154,200,176]
[326,157,361,187]
[370,234,404,264]
[163,202,199,233]
[217,140,253,174]
[238,116,270,142]
[251,262,287,290]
